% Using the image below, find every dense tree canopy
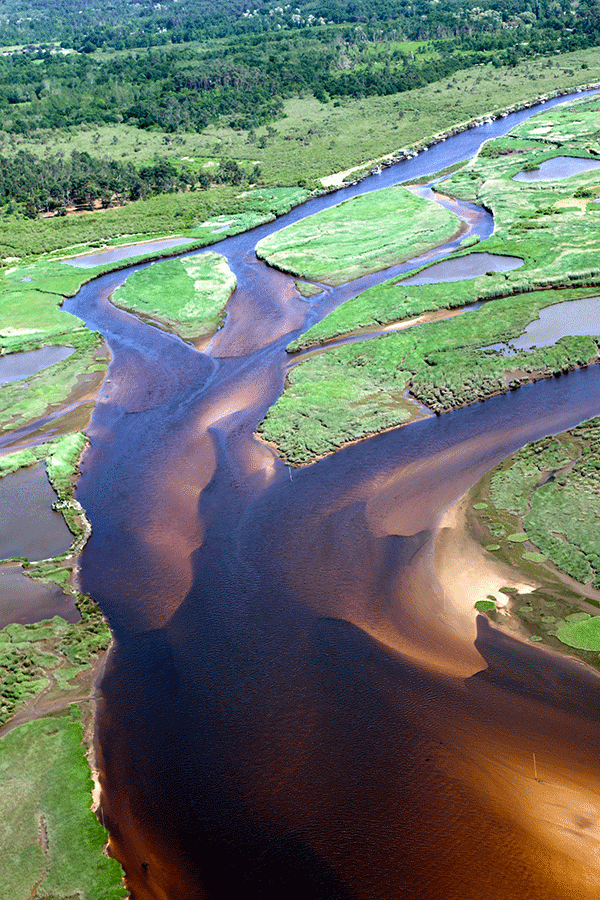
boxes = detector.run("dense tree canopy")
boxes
[0,0,598,216]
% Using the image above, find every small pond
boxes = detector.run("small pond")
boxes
[0,462,73,561]
[486,295,600,354]
[63,237,196,268]
[0,564,79,627]
[401,251,523,285]
[0,346,74,385]
[514,156,600,182]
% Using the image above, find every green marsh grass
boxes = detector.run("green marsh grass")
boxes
[256,185,461,285]
[112,251,236,340]
[0,709,126,900]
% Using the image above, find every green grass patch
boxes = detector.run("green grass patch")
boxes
[522,552,548,562]
[112,251,236,340]
[556,614,600,650]
[256,185,461,286]
[295,281,323,298]
[475,599,497,612]
[0,709,126,900]
[470,416,600,597]
[0,599,110,726]
[257,350,420,464]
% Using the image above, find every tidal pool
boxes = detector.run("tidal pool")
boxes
[401,251,523,285]
[0,463,72,561]
[64,237,196,268]
[0,564,78,627]
[487,295,600,353]
[514,155,600,181]
[0,346,74,385]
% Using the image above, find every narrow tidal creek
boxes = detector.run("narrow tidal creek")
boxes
[62,91,600,899]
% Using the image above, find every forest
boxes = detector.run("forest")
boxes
[0,0,599,219]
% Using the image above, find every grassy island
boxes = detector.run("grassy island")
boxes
[258,95,600,464]
[111,250,236,341]
[255,185,462,285]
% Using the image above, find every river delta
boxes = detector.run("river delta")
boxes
[3,92,600,899]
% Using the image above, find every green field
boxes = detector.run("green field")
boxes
[112,251,236,340]
[258,95,600,464]
[0,709,126,900]
[255,185,461,285]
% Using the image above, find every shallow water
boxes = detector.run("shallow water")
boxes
[0,463,72,561]
[514,155,600,181]
[0,346,74,385]
[0,564,78,627]
[63,237,196,268]
[57,88,600,900]
[401,251,523,285]
[488,294,600,353]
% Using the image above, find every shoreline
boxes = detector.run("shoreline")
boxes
[258,356,600,468]
[0,352,127,895]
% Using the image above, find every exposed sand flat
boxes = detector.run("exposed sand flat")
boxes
[320,161,379,188]
[434,494,537,646]
[555,197,588,211]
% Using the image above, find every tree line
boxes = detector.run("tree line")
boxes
[0,150,257,218]
[2,4,600,138]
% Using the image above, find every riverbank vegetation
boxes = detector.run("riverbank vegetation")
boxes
[0,434,116,896]
[0,708,126,900]
[258,95,600,463]
[256,185,461,284]
[467,417,600,666]
[2,47,600,261]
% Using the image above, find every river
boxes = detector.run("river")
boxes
[62,91,600,899]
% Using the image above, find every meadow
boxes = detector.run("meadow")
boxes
[0,708,126,900]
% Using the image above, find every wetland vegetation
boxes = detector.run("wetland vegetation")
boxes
[0,434,115,899]
[111,251,237,341]
[260,95,600,463]
[4,1,600,895]
[256,184,461,285]
[468,417,600,666]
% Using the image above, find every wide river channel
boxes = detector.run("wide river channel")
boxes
[59,91,600,899]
